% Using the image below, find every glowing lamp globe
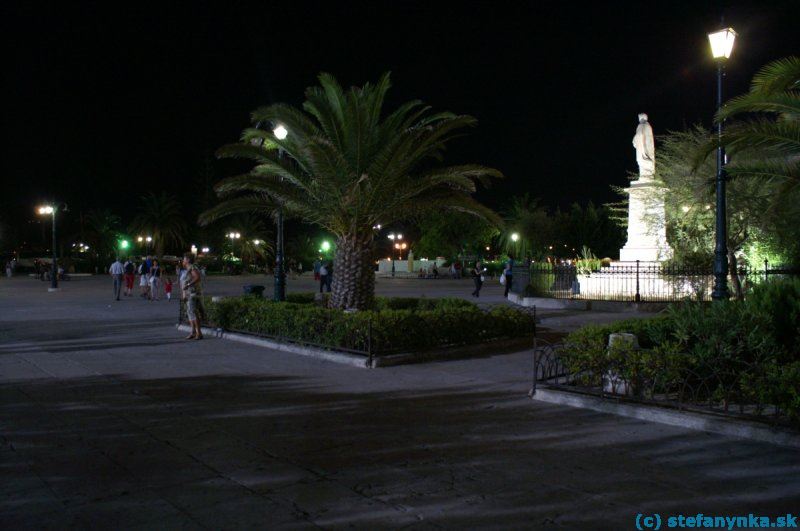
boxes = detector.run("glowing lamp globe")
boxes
[708,28,737,60]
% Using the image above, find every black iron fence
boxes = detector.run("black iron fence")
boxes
[512,261,799,302]
[531,339,795,428]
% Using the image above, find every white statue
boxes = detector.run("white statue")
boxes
[632,113,655,178]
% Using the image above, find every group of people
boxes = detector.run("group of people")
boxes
[108,256,184,302]
[470,255,514,298]
[108,253,205,340]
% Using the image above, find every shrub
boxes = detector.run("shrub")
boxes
[285,292,317,304]
[561,279,800,424]
[204,295,533,354]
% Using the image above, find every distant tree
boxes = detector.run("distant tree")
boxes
[497,194,553,260]
[84,209,122,262]
[554,202,625,259]
[130,192,187,258]
[413,212,498,261]
[201,72,502,309]
[223,214,272,270]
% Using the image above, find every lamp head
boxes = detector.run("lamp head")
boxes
[708,27,737,60]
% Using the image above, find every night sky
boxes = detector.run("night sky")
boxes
[4,1,799,232]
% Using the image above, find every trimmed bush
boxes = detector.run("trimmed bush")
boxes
[206,295,534,354]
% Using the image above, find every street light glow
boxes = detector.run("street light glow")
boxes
[387,233,395,241]
[511,233,520,242]
[201,247,210,253]
[120,240,129,249]
[37,205,54,215]
[146,236,152,243]
[273,124,288,140]
[253,239,261,245]
[708,27,737,60]
[321,241,331,252]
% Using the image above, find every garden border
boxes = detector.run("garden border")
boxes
[177,324,533,368]
[531,384,800,449]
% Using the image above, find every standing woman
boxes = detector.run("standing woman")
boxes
[471,261,487,297]
[182,253,204,340]
[150,259,161,301]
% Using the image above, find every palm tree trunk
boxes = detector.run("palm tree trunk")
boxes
[330,234,375,310]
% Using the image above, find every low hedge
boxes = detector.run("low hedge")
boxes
[561,278,800,424]
[206,296,534,354]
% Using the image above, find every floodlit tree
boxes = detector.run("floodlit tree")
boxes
[201,73,502,309]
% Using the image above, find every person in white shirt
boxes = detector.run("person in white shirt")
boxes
[108,258,125,301]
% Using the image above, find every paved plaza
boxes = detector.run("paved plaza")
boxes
[2,275,799,529]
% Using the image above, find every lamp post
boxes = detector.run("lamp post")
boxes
[273,124,288,301]
[227,232,241,260]
[708,27,736,300]
[36,204,59,290]
[387,233,402,277]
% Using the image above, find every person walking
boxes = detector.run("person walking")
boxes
[319,261,330,293]
[182,253,204,340]
[471,261,487,298]
[503,254,515,298]
[5,261,12,278]
[123,258,135,296]
[149,259,161,300]
[109,257,125,301]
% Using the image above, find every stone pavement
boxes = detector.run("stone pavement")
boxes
[1,276,799,529]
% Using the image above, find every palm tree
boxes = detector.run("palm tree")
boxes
[130,192,187,258]
[201,73,502,309]
[714,56,800,196]
[224,214,273,272]
[84,209,122,262]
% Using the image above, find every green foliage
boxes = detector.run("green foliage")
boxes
[413,211,499,260]
[562,279,800,423]
[500,197,623,260]
[129,192,187,257]
[284,292,317,304]
[202,72,502,310]
[206,295,534,354]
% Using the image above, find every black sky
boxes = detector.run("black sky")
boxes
[4,1,799,229]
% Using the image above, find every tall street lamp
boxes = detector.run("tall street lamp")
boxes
[227,232,241,259]
[273,124,288,301]
[387,233,402,277]
[36,204,61,291]
[708,27,736,300]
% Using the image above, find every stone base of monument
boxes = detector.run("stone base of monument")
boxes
[619,246,673,262]
[574,265,706,301]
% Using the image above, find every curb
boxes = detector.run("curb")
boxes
[177,324,370,368]
[532,386,800,449]
[177,325,533,369]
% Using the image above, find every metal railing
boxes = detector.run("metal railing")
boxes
[530,339,795,428]
[513,260,799,302]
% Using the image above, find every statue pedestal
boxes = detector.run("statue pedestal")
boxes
[619,177,672,262]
